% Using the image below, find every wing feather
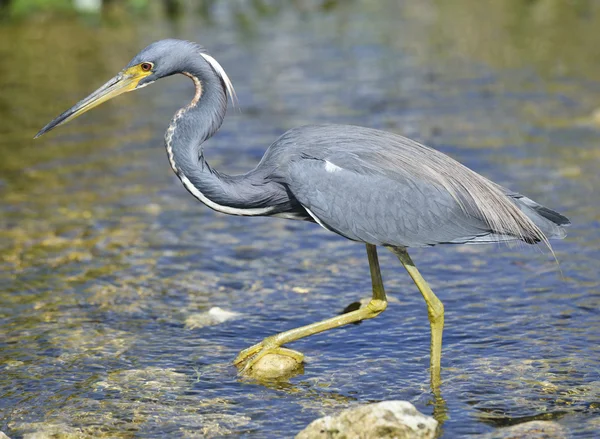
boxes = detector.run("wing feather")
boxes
[286,158,493,248]
[264,124,568,247]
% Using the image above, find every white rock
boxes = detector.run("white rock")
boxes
[185,307,241,329]
[296,400,437,439]
[207,307,240,322]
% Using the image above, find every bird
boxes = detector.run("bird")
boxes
[36,39,570,386]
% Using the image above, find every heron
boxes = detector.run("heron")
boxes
[36,39,570,385]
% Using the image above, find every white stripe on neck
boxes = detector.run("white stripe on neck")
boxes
[178,174,275,216]
[164,68,272,217]
[199,52,238,107]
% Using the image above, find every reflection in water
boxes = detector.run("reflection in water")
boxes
[431,387,449,436]
[1,1,599,438]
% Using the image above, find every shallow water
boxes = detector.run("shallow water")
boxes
[1,1,599,438]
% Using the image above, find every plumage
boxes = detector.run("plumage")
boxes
[258,124,570,247]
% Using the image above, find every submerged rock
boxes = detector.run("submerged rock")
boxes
[295,400,437,439]
[94,367,190,396]
[11,408,251,439]
[479,421,568,439]
[17,423,83,439]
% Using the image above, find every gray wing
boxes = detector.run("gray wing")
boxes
[285,157,497,248]
[267,124,568,247]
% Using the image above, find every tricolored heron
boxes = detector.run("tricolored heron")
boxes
[36,39,569,385]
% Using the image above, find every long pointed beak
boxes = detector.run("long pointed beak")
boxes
[35,69,145,139]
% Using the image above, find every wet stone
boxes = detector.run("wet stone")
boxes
[478,421,569,439]
[295,401,437,439]
[185,307,241,329]
[0,432,10,439]
[249,353,304,379]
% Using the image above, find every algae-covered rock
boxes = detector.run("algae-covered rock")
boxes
[479,420,569,439]
[94,367,189,394]
[295,400,437,439]
[18,423,84,439]
[249,353,304,379]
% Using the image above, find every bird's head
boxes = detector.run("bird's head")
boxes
[35,39,232,138]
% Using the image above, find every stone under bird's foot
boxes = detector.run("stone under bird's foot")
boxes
[234,338,304,378]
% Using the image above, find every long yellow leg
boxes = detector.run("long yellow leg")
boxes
[234,243,387,374]
[390,247,444,388]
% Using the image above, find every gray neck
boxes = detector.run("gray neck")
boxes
[164,56,277,216]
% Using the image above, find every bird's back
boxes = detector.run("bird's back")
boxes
[261,124,569,248]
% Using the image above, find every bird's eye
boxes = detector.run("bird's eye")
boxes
[140,62,153,72]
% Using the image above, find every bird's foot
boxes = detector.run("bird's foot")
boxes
[234,337,304,377]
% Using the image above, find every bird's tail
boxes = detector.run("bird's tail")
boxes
[510,194,570,241]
